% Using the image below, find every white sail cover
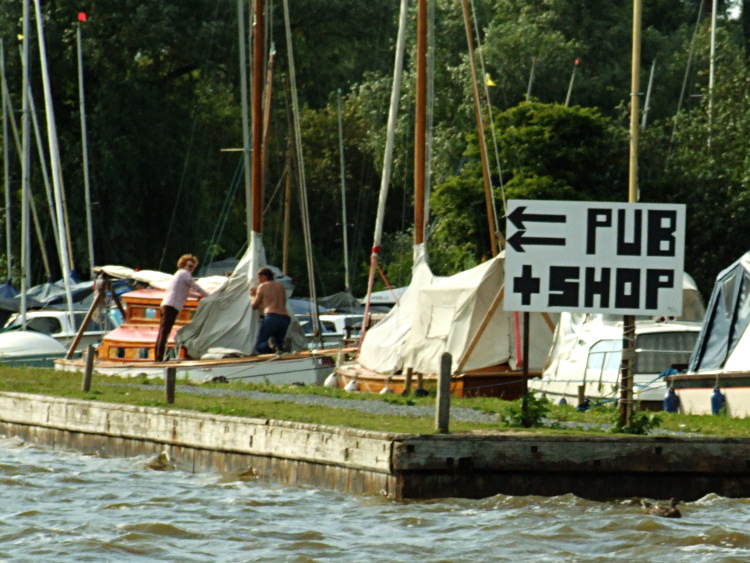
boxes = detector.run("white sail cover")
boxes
[175,232,307,358]
[175,232,265,358]
[401,253,554,374]
[358,244,435,373]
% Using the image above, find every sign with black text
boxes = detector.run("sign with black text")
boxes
[504,200,686,315]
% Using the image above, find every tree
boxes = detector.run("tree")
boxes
[428,102,627,273]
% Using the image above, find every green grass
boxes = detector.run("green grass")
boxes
[2,365,750,436]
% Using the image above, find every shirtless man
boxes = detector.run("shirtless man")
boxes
[249,267,290,353]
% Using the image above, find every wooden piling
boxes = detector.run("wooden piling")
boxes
[403,367,413,395]
[435,353,451,433]
[165,367,176,404]
[81,344,94,392]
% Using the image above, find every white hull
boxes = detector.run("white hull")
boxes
[530,373,666,406]
[667,371,750,417]
[55,352,336,385]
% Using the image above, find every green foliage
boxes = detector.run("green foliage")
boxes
[610,411,663,435]
[429,102,627,268]
[0,0,746,302]
[505,393,550,428]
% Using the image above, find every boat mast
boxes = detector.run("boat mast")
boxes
[1,41,11,284]
[33,0,74,317]
[461,0,497,257]
[20,0,30,324]
[360,0,408,344]
[414,0,427,247]
[238,0,253,241]
[336,89,350,292]
[251,0,264,235]
[76,12,95,275]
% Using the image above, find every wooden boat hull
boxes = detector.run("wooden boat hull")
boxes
[56,351,336,386]
[335,363,538,399]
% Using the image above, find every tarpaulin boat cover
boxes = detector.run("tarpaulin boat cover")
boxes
[400,252,553,374]
[175,232,306,358]
[358,247,554,375]
[358,244,435,374]
[689,252,750,373]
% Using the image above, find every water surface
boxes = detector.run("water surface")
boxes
[2,436,749,562]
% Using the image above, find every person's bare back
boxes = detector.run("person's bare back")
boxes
[252,280,288,316]
[250,268,289,317]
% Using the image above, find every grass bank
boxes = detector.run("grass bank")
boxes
[0,365,748,436]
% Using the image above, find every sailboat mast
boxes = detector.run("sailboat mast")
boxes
[336,89,350,291]
[1,41,11,283]
[414,0,427,246]
[251,0,265,234]
[461,0,497,257]
[33,0,74,316]
[237,0,252,241]
[76,13,95,275]
[360,0,408,347]
[20,0,30,323]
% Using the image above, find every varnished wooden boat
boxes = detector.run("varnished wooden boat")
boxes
[335,360,538,399]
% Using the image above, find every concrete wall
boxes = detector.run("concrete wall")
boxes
[0,392,398,497]
[3,392,750,500]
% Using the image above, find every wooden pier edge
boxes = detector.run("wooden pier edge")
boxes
[1,392,750,500]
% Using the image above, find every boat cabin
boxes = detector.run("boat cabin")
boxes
[96,288,202,362]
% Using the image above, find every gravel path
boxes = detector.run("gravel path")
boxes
[125,384,694,435]
[134,383,503,425]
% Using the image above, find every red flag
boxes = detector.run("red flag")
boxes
[78,12,87,22]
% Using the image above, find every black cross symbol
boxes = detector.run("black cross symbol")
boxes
[513,264,541,306]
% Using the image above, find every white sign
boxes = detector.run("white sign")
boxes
[504,200,686,315]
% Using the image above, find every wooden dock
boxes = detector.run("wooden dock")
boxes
[2,391,750,500]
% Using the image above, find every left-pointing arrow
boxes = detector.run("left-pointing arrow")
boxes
[508,206,567,230]
[507,230,566,252]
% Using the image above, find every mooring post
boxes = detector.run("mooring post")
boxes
[81,344,95,392]
[165,367,176,404]
[403,367,413,395]
[435,352,452,433]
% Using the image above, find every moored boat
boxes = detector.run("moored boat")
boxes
[531,273,705,409]
[667,252,750,416]
[55,263,337,385]
[0,331,67,367]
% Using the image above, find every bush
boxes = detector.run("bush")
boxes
[506,393,550,428]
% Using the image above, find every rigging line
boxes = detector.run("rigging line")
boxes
[159,0,225,271]
[283,0,322,342]
[469,0,506,220]
[262,166,286,216]
[200,156,244,273]
[0,68,54,278]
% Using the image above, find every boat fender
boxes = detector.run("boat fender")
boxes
[323,372,338,388]
[576,398,590,412]
[711,387,726,415]
[663,387,679,413]
[344,379,358,392]
[558,397,568,406]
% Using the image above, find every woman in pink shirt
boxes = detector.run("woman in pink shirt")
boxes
[155,254,208,361]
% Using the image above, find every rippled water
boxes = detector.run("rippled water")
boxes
[3,436,750,562]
